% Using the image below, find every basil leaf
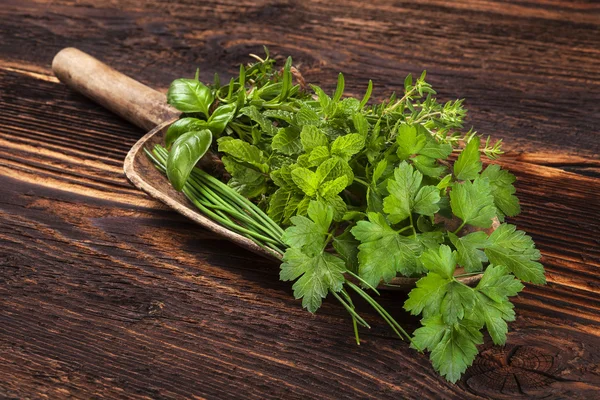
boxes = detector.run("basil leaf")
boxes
[165,118,208,148]
[166,129,213,191]
[167,78,214,117]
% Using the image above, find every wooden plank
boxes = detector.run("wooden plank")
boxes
[0,0,599,160]
[0,68,599,398]
[0,0,599,397]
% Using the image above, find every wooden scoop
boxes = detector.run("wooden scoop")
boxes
[52,47,486,290]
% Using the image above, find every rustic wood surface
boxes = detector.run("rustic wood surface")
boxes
[0,0,599,398]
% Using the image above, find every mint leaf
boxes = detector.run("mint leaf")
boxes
[319,176,348,198]
[268,188,295,224]
[272,127,303,155]
[300,125,328,152]
[307,145,330,167]
[240,106,277,135]
[481,164,521,218]
[280,248,346,313]
[218,137,269,173]
[450,177,496,228]
[454,136,482,180]
[485,224,545,284]
[222,156,267,198]
[351,212,423,287]
[331,133,364,160]
[296,105,320,126]
[448,231,488,272]
[291,167,319,196]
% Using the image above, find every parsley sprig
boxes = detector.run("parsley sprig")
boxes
[147,48,545,383]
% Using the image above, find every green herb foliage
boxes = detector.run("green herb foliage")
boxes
[151,48,544,383]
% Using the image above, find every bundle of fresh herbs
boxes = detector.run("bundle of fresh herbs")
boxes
[146,48,545,383]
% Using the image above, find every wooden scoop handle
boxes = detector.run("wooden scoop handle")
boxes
[52,47,179,131]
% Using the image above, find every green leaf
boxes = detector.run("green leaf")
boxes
[383,161,423,223]
[413,155,446,178]
[450,177,496,228]
[471,265,524,345]
[300,125,328,152]
[420,138,453,159]
[167,78,214,117]
[291,168,319,197]
[319,176,348,198]
[481,164,521,218]
[454,136,482,180]
[240,106,277,136]
[404,273,450,318]
[352,113,369,137]
[352,212,423,287]
[333,230,360,273]
[217,137,269,173]
[166,129,213,191]
[307,145,330,167]
[448,231,488,273]
[322,195,347,222]
[441,281,476,324]
[476,264,524,302]
[419,245,456,278]
[332,72,345,102]
[282,200,332,254]
[372,159,388,184]
[207,103,236,135]
[296,105,320,126]
[428,318,483,383]
[165,118,208,148]
[222,156,267,198]
[270,164,295,189]
[472,292,514,345]
[330,134,364,160]
[413,185,441,216]
[485,224,545,283]
[272,127,303,155]
[268,188,295,224]
[280,248,346,313]
[396,124,426,160]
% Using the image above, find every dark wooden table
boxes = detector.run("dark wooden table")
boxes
[1,1,599,398]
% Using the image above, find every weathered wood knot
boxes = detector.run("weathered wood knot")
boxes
[462,343,563,397]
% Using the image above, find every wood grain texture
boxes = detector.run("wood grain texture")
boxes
[1,0,599,398]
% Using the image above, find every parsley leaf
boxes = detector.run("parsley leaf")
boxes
[448,231,488,272]
[281,200,332,254]
[485,223,545,284]
[280,248,346,313]
[481,164,521,219]
[352,212,423,287]
[415,316,483,383]
[454,136,482,180]
[450,177,496,228]
[396,124,426,160]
